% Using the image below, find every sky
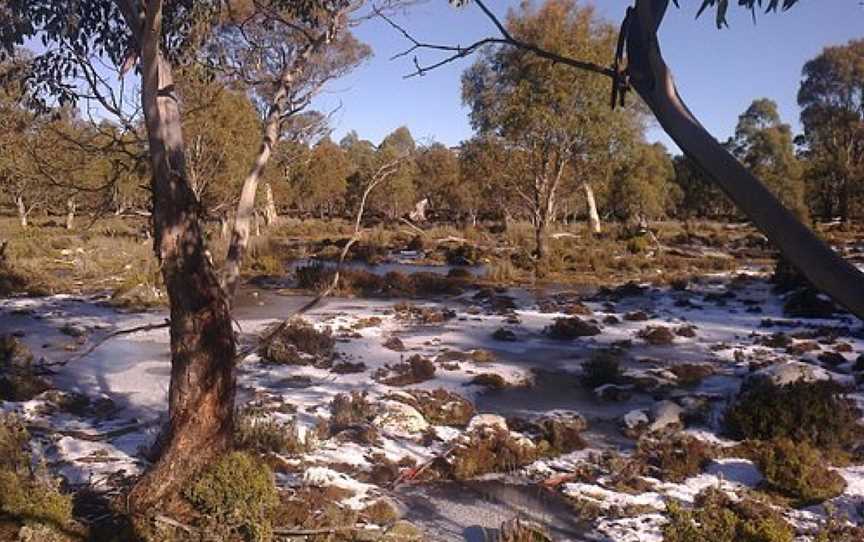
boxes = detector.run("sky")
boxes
[312,0,864,152]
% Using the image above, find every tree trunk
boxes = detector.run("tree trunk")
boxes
[124,0,236,509]
[16,195,27,228]
[628,0,864,320]
[583,182,601,234]
[264,182,277,225]
[65,197,76,230]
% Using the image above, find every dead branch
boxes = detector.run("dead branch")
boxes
[375,1,615,79]
[43,320,171,368]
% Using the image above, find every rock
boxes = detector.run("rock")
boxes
[746,361,830,388]
[466,414,508,433]
[623,409,650,430]
[603,315,620,325]
[648,400,683,432]
[534,411,588,452]
[373,400,429,436]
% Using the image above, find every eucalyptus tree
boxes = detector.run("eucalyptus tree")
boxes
[607,141,676,222]
[0,0,359,509]
[213,1,372,300]
[461,0,640,273]
[414,142,461,220]
[730,98,807,220]
[389,0,864,319]
[798,39,864,223]
[458,134,525,230]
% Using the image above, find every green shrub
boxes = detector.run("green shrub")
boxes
[755,438,846,506]
[580,350,622,388]
[0,471,73,528]
[0,416,72,530]
[663,488,793,542]
[185,451,279,541]
[724,380,861,455]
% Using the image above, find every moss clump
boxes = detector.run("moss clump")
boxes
[724,380,861,456]
[260,318,335,366]
[0,416,72,530]
[663,488,794,542]
[185,451,279,541]
[545,317,601,340]
[580,350,623,388]
[755,438,846,506]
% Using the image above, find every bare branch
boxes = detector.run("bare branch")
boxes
[376,2,615,79]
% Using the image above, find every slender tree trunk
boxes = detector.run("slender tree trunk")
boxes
[123,0,236,509]
[628,0,864,320]
[583,182,601,234]
[65,197,76,230]
[264,182,277,225]
[16,195,27,228]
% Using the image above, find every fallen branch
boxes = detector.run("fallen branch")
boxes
[27,419,160,442]
[43,320,171,367]
[272,525,359,536]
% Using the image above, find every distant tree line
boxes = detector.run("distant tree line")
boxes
[0,24,861,235]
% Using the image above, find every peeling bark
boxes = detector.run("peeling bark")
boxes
[121,0,236,509]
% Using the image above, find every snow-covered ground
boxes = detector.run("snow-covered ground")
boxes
[1,270,862,540]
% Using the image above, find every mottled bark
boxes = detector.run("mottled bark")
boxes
[121,0,236,509]
[628,0,864,320]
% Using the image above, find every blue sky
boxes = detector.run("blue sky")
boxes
[313,0,864,152]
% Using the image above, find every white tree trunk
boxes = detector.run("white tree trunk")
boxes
[263,183,277,225]
[66,197,76,230]
[16,195,27,228]
[583,183,601,234]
